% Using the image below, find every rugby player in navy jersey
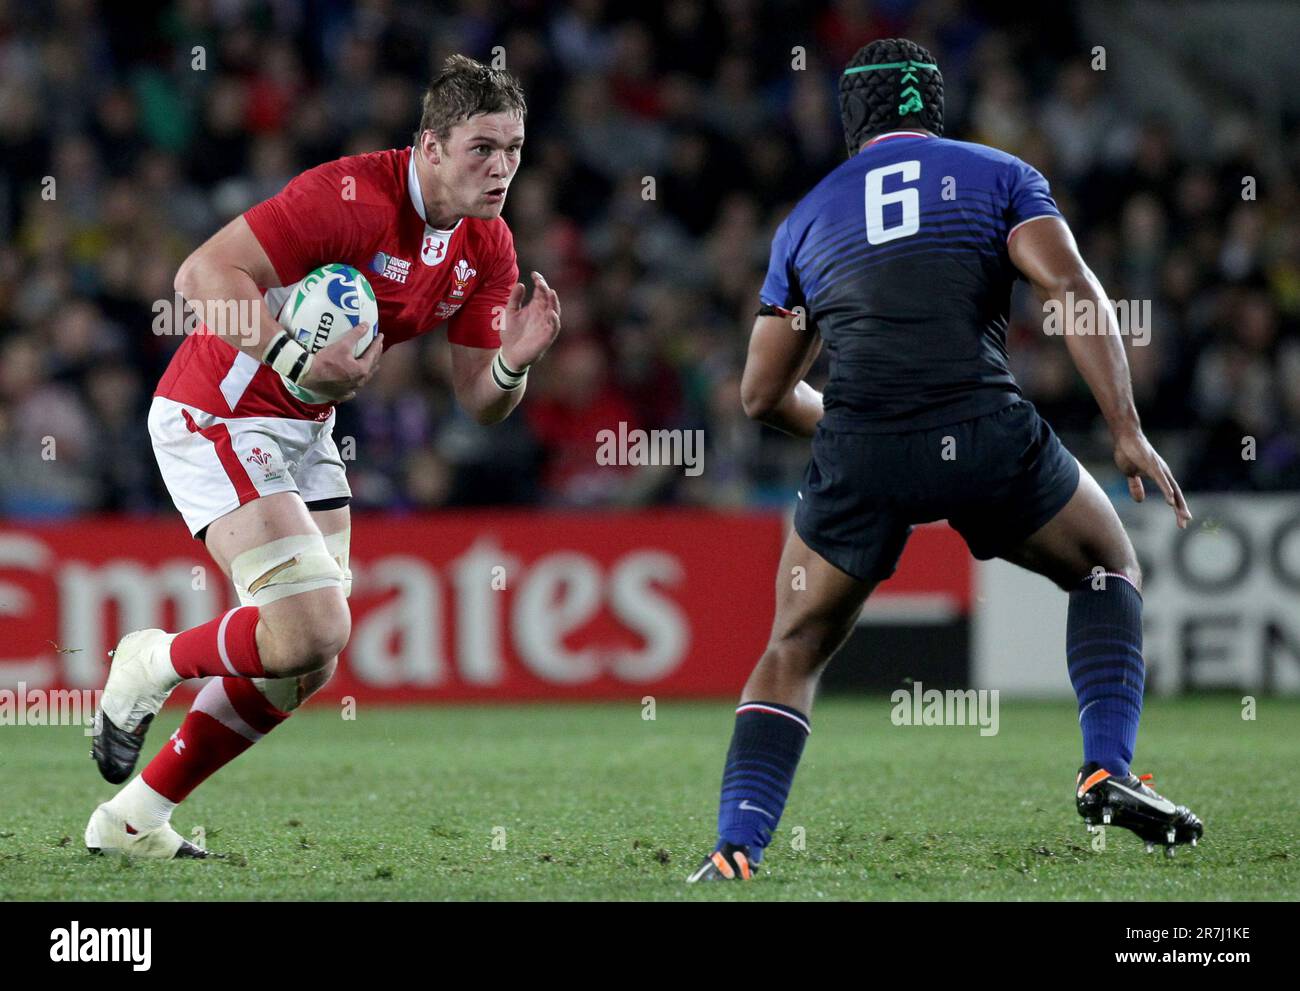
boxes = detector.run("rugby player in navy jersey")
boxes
[688,38,1201,882]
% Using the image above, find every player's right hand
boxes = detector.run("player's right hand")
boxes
[299,323,384,403]
[1113,429,1191,529]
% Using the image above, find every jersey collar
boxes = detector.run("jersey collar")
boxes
[864,130,934,147]
[407,146,463,235]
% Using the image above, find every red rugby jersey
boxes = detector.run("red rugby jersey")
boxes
[156,146,518,421]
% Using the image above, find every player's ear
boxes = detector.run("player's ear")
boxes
[420,130,441,166]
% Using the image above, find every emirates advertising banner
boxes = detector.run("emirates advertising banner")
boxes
[0,512,788,702]
[9,500,1283,706]
[975,495,1300,696]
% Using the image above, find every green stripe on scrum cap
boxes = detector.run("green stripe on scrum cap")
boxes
[843,60,939,75]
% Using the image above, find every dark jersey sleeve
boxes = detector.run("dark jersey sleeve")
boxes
[1006,158,1063,237]
[758,217,805,312]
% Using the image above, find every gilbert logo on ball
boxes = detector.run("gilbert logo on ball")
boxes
[274,263,379,403]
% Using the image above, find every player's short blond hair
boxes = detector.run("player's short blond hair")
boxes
[414,54,527,146]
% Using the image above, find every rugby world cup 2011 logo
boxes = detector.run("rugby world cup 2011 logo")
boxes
[371,251,411,284]
[451,259,477,298]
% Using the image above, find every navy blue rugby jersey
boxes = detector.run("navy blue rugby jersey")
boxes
[760,129,1062,432]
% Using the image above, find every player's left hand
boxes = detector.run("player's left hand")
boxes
[1113,429,1192,529]
[499,271,561,370]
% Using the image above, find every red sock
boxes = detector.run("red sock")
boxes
[142,677,290,803]
[170,607,264,679]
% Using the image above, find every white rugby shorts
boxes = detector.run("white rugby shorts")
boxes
[148,396,350,536]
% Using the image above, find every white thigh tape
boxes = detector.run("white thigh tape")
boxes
[323,526,352,599]
[231,532,343,607]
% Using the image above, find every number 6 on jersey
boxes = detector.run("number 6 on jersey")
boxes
[865,160,920,244]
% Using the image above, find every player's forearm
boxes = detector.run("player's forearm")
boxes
[174,253,279,362]
[1052,273,1141,439]
[750,380,824,438]
[460,364,527,425]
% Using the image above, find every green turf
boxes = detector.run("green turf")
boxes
[1,696,1295,900]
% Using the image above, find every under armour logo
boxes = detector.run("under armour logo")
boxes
[423,236,444,260]
[170,729,186,755]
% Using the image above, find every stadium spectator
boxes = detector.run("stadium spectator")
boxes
[0,0,1296,516]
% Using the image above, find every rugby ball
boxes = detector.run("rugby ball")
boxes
[273,263,379,402]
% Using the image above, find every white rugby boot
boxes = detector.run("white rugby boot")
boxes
[92,629,181,784]
[84,802,210,860]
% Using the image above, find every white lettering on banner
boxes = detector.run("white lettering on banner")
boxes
[450,540,518,685]
[512,553,604,683]
[975,496,1300,696]
[348,556,444,686]
[607,551,687,681]
[59,562,220,689]
[2,536,692,691]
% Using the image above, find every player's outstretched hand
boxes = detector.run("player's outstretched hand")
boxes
[499,271,561,370]
[300,323,384,403]
[1113,429,1191,529]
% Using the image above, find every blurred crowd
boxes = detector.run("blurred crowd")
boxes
[2,0,1298,520]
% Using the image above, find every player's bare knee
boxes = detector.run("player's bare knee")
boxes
[763,629,831,679]
[294,615,350,675]
[265,607,349,676]
[1095,540,1142,594]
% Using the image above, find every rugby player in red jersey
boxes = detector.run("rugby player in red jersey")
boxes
[87,55,560,858]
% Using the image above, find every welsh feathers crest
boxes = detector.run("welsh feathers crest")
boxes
[451,259,477,297]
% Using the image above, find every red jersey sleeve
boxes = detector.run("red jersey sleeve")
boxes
[446,222,519,349]
[243,160,362,286]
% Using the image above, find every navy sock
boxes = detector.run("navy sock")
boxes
[716,701,810,857]
[1066,573,1145,777]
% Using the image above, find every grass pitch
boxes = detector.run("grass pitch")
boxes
[1,696,1295,901]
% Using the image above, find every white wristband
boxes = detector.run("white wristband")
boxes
[491,349,528,391]
[264,329,314,384]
